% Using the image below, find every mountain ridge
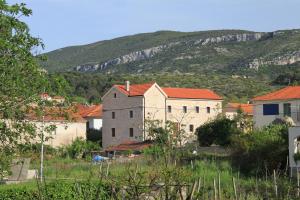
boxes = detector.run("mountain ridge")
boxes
[42,29,300,75]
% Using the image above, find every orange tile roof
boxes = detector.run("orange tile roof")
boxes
[76,104,102,118]
[114,82,222,100]
[225,103,253,115]
[115,83,154,96]
[105,140,152,152]
[162,87,222,100]
[26,107,86,122]
[252,86,300,101]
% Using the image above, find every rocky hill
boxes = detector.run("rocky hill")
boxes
[42,29,300,75]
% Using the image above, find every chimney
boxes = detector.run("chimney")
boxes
[125,81,130,92]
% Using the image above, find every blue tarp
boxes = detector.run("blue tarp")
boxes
[92,155,104,162]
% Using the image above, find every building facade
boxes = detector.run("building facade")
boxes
[102,82,223,148]
[252,86,300,128]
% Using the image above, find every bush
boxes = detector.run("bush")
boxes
[231,124,289,175]
[196,116,241,146]
[18,143,57,156]
[0,180,110,199]
[86,128,102,144]
[59,138,101,159]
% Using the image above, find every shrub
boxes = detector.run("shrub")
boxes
[59,138,101,159]
[18,143,57,156]
[0,180,110,199]
[86,128,102,144]
[231,124,289,175]
[196,116,241,146]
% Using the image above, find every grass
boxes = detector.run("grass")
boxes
[2,153,299,199]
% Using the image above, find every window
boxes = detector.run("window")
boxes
[263,104,279,115]
[111,128,115,137]
[112,112,115,119]
[114,93,117,98]
[189,124,194,132]
[129,110,133,118]
[206,107,211,114]
[283,103,291,117]
[183,106,187,113]
[168,106,172,113]
[129,128,134,137]
[196,106,200,113]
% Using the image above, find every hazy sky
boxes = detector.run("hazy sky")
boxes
[8,0,300,52]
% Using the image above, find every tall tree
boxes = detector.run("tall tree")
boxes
[0,0,47,178]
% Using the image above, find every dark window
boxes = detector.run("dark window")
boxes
[112,112,115,119]
[196,106,200,113]
[111,128,115,137]
[129,110,133,118]
[129,128,134,137]
[168,106,172,113]
[183,106,187,113]
[263,104,279,115]
[207,107,211,113]
[284,103,291,117]
[86,121,90,130]
[114,93,117,98]
[189,124,194,132]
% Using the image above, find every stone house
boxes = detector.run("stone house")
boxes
[102,81,223,148]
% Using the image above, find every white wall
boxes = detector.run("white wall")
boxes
[289,126,300,168]
[166,98,222,143]
[33,121,86,147]
[254,100,300,128]
[88,118,102,130]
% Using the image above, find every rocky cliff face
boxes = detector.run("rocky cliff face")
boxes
[248,51,300,70]
[74,33,266,72]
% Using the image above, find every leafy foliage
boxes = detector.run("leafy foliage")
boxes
[231,124,289,175]
[59,138,101,159]
[196,116,242,146]
[0,0,49,178]
[0,180,110,199]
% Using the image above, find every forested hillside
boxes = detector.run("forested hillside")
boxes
[43,29,300,102]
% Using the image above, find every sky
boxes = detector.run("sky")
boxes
[7,0,300,52]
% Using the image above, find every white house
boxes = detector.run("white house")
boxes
[252,86,300,128]
[77,104,103,130]
[102,81,223,148]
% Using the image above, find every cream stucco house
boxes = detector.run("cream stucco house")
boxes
[252,86,300,128]
[102,81,223,148]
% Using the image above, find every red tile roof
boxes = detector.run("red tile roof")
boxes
[252,86,300,101]
[115,83,154,96]
[76,104,102,118]
[114,82,222,100]
[225,103,253,115]
[162,87,222,100]
[26,107,86,122]
[105,140,152,152]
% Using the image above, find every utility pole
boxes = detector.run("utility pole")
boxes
[40,92,45,182]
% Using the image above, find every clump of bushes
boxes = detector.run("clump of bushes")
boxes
[59,138,101,159]
[196,116,241,146]
[0,180,110,199]
[230,124,289,175]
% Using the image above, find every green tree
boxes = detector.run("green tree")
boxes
[0,1,48,178]
[196,116,242,146]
